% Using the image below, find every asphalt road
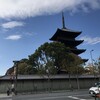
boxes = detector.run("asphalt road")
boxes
[1,90,99,100]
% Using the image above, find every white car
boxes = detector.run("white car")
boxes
[89,82,100,96]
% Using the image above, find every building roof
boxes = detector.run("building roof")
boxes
[0,75,98,80]
[50,28,82,41]
[70,49,86,55]
[57,39,84,47]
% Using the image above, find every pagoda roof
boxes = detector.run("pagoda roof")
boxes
[62,28,82,33]
[70,49,86,55]
[57,39,84,47]
[50,28,82,41]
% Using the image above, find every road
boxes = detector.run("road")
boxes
[1,90,98,100]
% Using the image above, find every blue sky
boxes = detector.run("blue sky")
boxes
[0,0,100,75]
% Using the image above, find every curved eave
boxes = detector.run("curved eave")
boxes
[58,39,84,46]
[70,49,86,55]
[61,28,82,33]
[50,28,82,41]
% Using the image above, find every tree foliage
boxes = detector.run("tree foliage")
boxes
[28,42,84,75]
[93,57,100,75]
[85,57,100,75]
[6,42,84,75]
[28,42,69,75]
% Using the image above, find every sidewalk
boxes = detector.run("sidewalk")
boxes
[0,93,12,98]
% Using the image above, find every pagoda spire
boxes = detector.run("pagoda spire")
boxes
[62,12,66,29]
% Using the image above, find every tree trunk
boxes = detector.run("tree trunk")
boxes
[76,74,80,90]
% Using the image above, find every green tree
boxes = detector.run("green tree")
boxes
[29,42,84,75]
[28,42,85,75]
[29,42,66,75]
[18,58,37,75]
[61,53,84,90]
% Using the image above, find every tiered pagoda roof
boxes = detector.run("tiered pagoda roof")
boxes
[50,12,88,62]
[50,28,84,46]
[50,28,82,40]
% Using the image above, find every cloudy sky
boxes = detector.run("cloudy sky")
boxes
[0,0,100,75]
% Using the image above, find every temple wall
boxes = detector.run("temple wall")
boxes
[0,75,98,93]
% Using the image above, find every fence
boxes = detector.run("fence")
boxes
[0,75,99,93]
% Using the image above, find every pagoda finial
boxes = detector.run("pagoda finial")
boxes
[62,12,66,29]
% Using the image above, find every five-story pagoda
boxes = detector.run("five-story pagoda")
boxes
[50,12,88,62]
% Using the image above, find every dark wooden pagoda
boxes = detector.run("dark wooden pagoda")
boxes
[50,12,88,62]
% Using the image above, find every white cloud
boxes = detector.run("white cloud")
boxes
[0,0,100,19]
[79,36,100,45]
[5,35,22,40]
[1,21,24,29]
